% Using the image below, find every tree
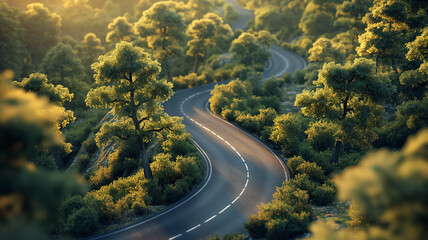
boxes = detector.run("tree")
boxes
[299,1,335,38]
[186,0,214,21]
[106,16,135,43]
[41,43,84,82]
[335,0,372,48]
[230,32,271,67]
[86,42,178,179]
[357,0,410,74]
[60,0,95,40]
[308,129,428,240]
[21,3,61,65]
[0,3,25,76]
[77,33,105,75]
[295,58,394,163]
[0,71,84,239]
[308,37,345,63]
[13,73,75,168]
[270,113,308,156]
[134,1,186,82]
[186,13,232,73]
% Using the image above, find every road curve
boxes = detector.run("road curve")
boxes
[87,1,306,240]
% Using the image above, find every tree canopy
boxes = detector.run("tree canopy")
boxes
[86,41,178,179]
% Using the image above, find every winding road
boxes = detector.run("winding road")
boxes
[89,1,306,239]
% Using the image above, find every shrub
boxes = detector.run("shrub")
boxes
[89,166,113,190]
[270,113,308,156]
[289,173,317,195]
[312,184,336,206]
[287,156,306,176]
[305,120,338,151]
[132,202,148,216]
[245,215,267,238]
[64,207,100,237]
[296,161,325,183]
[294,69,305,84]
[151,153,178,185]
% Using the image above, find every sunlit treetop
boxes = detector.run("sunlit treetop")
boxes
[14,73,74,106]
[0,72,70,163]
[106,16,135,43]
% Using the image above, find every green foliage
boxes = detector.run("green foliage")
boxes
[230,32,272,66]
[299,2,335,38]
[296,161,325,183]
[245,179,314,240]
[0,74,85,238]
[173,73,207,89]
[13,73,75,136]
[293,69,306,84]
[287,156,306,176]
[86,41,177,179]
[305,120,338,151]
[224,4,239,23]
[186,13,232,73]
[270,113,308,156]
[64,207,100,237]
[295,58,394,162]
[308,37,345,64]
[41,43,84,82]
[106,16,134,43]
[309,129,428,240]
[312,183,336,206]
[0,3,25,76]
[134,1,186,81]
[22,3,61,65]
[77,33,105,75]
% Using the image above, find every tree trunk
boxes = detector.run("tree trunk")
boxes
[193,53,199,73]
[139,140,152,179]
[330,140,341,164]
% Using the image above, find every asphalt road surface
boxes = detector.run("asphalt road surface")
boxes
[88,1,306,239]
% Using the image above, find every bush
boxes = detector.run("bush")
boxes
[287,156,306,176]
[294,69,305,84]
[296,161,325,183]
[305,120,338,152]
[132,202,148,216]
[245,215,267,238]
[89,166,113,190]
[312,184,336,206]
[64,207,100,237]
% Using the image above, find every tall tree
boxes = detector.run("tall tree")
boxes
[230,32,271,67]
[295,58,394,163]
[106,16,135,43]
[41,43,84,83]
[77,33,105,75]
[0,3,25,76]
[21,3,61,65]
[134,1,186,82]
[357,0,410,74]
[186,13,232,73]
[86,42,178,179]
[186,0,214,21]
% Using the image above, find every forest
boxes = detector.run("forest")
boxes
[0,0,427,240]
